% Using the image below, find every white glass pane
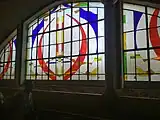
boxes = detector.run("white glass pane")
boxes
[72,26,80,41]
[50,32,56,45]
[64,28,71,43]
[43,33,49,46]
[64,43,71,56]
[98,37,104,53]
[72,41,79,55]
[98,8,104,20]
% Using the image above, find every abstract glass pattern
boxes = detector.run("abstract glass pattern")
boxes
[123,3,160,81]
[0,36,16,80]
[26,2,105,80]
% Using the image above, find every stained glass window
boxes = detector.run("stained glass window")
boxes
[26,2,105,80]
[123,3,160,81]
[0,36,16,80]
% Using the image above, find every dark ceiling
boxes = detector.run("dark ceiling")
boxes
[0,0,159,44]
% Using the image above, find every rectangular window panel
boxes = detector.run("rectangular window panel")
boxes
[150,49,160,81]
[64,8,71,28]
[89,38,97,54]
[64,43,71,56]
[98,37,105,53]
[124,32,135,50]
[124,51,136,74]
[79,55,87,75]
[98,8,104,20]
[42,46,49,58]
[50,45,56,58]
[43,33,49,46]
[136,50,148,81]
[64,28,71,43]
[50,32,56,45]
[72,8,80,26]
[72,41,79,55]
[98,20,104,37]
[72,26,80,41]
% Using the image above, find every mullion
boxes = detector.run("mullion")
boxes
[70,2,73,81]
[87,1,89,81]
[96,7,99,80]
[35,18,39,80]
[10,39,13,80]
[48,9,51,81]
[78,6,80,80]
[145,6,151,82]
[62,7,65,80]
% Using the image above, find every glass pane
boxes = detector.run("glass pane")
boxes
[72,26,80,41]
[72,41,79,55]
[89,38,97,54]
[136,50,148,81]
[150,49,160,81]
[98,37,105,53]
[64,28,71,43]
[98,20,104,37]
[124,32,135,50]
[124,51,136,74]
[64,43,71,56]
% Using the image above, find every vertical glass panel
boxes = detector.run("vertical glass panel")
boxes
[50,11,56,31]
[64,28,71,43]
[72,26,80,41]
[12,51,16,61]
[89,22,97,38]
[123,10,134,32]
[124,32,135,50]
[136,30,147,48]
[98,8,104,20]
[72,8,80,26]
[98,54,105,74]
[64,43,71,56]
[29,60,36,80]
[50,45,56,58]
[150,49,160,81]
[43,33,49,46]
[32,48,37,59]
[89,38,97,54]
[42,46,49,58]
[89,55,97,80]
[124,51,136,74]
[98,37,105,53]
[136,50,148,81]
[72,56,80,75]
[79,55,87,74]
[26,49,31,60]
[80,8,88,24]
[27,37,32,48]
[72,41,79,55]
[80,24,88,39]
[64,8,71,28]
[98,20,104,37]
[50,32,56,45]
[148,27,160,48]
